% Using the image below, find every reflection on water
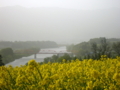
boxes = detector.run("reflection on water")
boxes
[6,46,67,67]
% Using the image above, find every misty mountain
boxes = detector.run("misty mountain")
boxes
[0,6,120,43]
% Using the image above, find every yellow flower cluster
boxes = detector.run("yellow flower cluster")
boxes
[0,57,120,90]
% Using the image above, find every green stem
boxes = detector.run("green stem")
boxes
[31,72,38,86]
[35,66,43,79]
[24,72,32,85]
[6,69,15,89]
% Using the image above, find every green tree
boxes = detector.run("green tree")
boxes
[44,57,51,63]
[98,37,112,58]
[57,53,71,62]
[90,42,98,59]
[91,42,98,54]
[0,48,14,64]
[51,55,58,62]
[87,38,112,60]
[0,55,4,66]
[112,42,120,56]
[0,48,14,56]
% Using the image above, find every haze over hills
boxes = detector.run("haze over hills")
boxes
[0,6,120,44]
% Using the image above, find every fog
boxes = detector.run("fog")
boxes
[1,0,120,10]
[0,0,120,44]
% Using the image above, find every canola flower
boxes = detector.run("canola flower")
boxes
[0,57,120,90]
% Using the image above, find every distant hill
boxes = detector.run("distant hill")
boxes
[0,41,58,50]
[0,6,120,43]
[67,37,120,57]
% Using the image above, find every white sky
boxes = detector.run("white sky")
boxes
[0,0,120,10]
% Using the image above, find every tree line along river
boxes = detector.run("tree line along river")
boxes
[6,46,68,67]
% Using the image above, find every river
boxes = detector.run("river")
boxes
[6,46,67,67]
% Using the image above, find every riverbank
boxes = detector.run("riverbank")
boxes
[6,46,67,67]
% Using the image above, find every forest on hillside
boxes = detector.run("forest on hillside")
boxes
[67,37,120,59]
[0,41,58,50]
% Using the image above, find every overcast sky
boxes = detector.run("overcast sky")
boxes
[0,0,120,10]
[0,0,120,44]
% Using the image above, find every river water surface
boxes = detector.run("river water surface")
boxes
[6,46,67,67]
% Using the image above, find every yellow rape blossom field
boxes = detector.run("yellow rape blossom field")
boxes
[0,57,120,90]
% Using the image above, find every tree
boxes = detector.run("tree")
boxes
[0,48,14,64]
[91,42,98,59]
[57,53,71,62]
[91,42,98,54]
[88,38,112,60]
[44,57,51,63]
[0,55,4,66]
[112,42,120,56]
[0,48,14,57]
[98,37,112,58]
[52,55,58,61]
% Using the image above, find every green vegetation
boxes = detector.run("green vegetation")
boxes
[0,47,39,64]
[14,48,40,59]
[0,48,14,64]
[112,42,120,56]
[67,37,120,59]
[0,41,58,64]
[0,55,4,66]
[26,37,120,65]
[0,41,58,50]
[39,37,120,65]
[42,53,77,64]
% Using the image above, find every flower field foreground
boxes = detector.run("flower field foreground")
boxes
[0,57,120,90]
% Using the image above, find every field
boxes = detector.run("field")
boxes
[0,56,120,90]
